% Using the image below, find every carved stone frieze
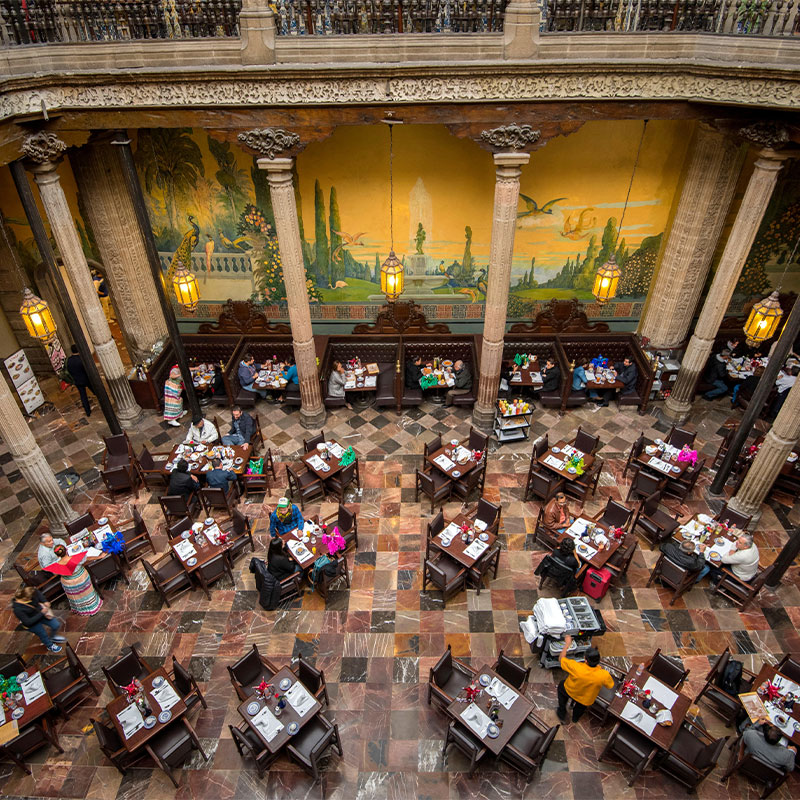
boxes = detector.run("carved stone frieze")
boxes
[738,121,790,149]
[480,123,540,150]
[21,131,67,163]
[238,127,300,157]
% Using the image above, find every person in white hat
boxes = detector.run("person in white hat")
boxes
[269,496,304,538]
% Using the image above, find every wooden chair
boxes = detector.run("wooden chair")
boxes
[712,424,738,469]
[472,497,501,536]
[722,732,789,799]
[645,648,689,689]
[195,553,235,600]
[199,483,239,518]
[87,552,130,597]
[563,458,602,502]
[491,649,530,692]
[573,426,600,455]
[40,643,100,718]
[604,535,637,581]
[103,432,134,469]
[242,470,270,499]
[427,508,445,539]
[468,427,489,452]
[427,644,475,709]
[227,644,280,702]
[285,712,343,784]
[415,468,452,513]
[159,494,201,524]
[599,721,659,785]
[775,653,800,683]
[228,509,256,563]
[250,412,265,455]
[451,459,486,502]
[102,645,154,695]
[694,647,756,727]
[66,512,96,537]
[631,492,680,547]
[296,657,330,707]
[317,554,350,601]
[0,718,63,774]
[524,465,563,503]
[303,431,325,453]
[423,549,466,606]
[229,723,280,777]
[533,434,549,461]
[101,464,141,500]
[323,504,358,551]
[142,552,194,608]
[666,425,696,449]
[662,457,705,503]
[622,433,645,479]
[423,435,443,465]
[92,714,149,774]
[592,499,634,531]
[647,552,703,606]
[146,718,208,788]
[13,563,64,604]
[443,720,487,775]
[167,517,193,539]
[0,654,27,676]
[286,465,325,510]
[136,446,169,490]
[467,543,500,595]
[324,459,360,503]
[625,469,665,504]
[656,720,727,792]
[118,506,156,566]
[261,446,277,481]
[499,713,559,781]
[714,563,775,611]
[170,656,207,715]
[715,502,752,530]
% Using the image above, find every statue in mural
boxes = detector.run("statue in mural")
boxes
[561,207,596,240]
[415,223,426,255]
[204,234,215,281]
[167,214,199,282]
[517,194,566,220]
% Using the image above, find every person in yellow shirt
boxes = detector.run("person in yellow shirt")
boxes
[556,634,614,723]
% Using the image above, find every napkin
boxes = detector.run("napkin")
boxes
[20,672,45,705]
[643,677,678,709]
[474,519,487,532]
[464,539,489,559]
[204,524,221,545]
[327,442,344,458]
[530,372,542,383]
[344,380,356,389]
[252,706,284,742]
[174,540,197,560]
[510,372,522,382]
[307,455,324,470]
[648,456,670,472]
[94,523,113,539]
[544,455,565,470]
[434,455,455,471]
[620,701,657,735]
[487,677,518,710]
[150,681,181,711]
[286,681,316,717]
[454,446,471,462]
[117,703,145,739]
[287,540,314,563]
[567,519,588,537]
[460,702,493,739]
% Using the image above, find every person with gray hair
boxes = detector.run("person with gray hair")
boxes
[698,531,760,585]
[37,531,67,569]
[659,537,705,573]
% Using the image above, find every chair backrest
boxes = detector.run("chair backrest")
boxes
[716,503,752,530]
[649,651,686,688]
[777,655,800,684]
[737,751,786,784]
[104,433,130,458]
[0,654,26,676]
[303,432,325,452]
[667,426,696,449]
[232,509,249,537]
[494,651,528,689]
[132,505,146,534]
[574,427,599,454]
[428,509,444,538]
[89,553,119,582]
[171,657,192,696]
[106,647,144,687]
[600,500,633,529]
[468,427,489,452]
[338,461,356,485]
[201,487,228,506]
[695,732,727,771]
[229,645,261,685]
[531,722,559,761]
[708,647,731,686]
[161,495,190,516]
[92,716,123,755]
[531,470,556,499]
[103,465,134,491]
[630,433,645,461]
[64,642,83,677]
[641,491,661,517]
[659,555,691,587]
[533,436,549,460]
[425,559,446,589]
[416,470,435,493]
[476,497,500,527]
[142,558,160,588]
[168,517,193,539]
[138,446,156,471]
[634,471,663,496]
[298,658,322,692]
[749,563,775,592]
[66,512,96,537]
[431,646,453,686]
[425,435,442,457]
[337,505,355,531]
[199,554,228,581]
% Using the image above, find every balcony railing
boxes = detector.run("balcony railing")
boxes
[0,0,798,45]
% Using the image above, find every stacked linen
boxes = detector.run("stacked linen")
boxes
[532,597,566,637]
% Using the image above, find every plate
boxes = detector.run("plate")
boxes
[487,723,500,738]
[152,676,165,688]
[186,557,197,567]
[98,517,108,525]
[143,715,157,729]
[577,543,590,554]
[316,443,326,451]
[287,721,300,735]
[788,452,798,462]
[165,462,174,470]
[479,674,491,687]
[321,464,330,472]
[181,531,192,539]
[450,439,459,446]
[708,551,721,561]
[654,438,664,446]
[205,518,214,525]
[793,720,800,732]
[16,671,28,683]
[195,445,205,452]
[479,532,489,542]
[775,713,788,726]
[158,710,172,724]
[551,447,560,454]
[235,457,243,465]
[11,708,24,719]
[452,470,461,478]
[567,467,577,474]
[246,701,261,716]
[672,465,681,473]
[715,537,725,545]
[279,677,292,691]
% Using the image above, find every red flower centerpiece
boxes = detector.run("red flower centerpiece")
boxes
[612,527,625,541]
[464,682,481,702]
[255,680,272,700]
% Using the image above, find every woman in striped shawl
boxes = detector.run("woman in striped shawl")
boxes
[163,365,186,427]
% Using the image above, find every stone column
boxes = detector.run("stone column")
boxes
[258,155,325,429]
[727,379,800,519]
[639,125,744,349]
[0,376,77,536]
[22,132,143,428]
[664,148,785,423]
[503,0,540,59]
[473,151,530,430]
[69,138,168,363]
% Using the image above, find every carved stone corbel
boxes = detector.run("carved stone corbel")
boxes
[237,128,300,158]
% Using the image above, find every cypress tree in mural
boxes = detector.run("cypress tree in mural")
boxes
[250,157,276,229]
[292,164,313,270]
[374,253,380,284]
[462,225,473,282]
[329,186,343,285]
[313,180,329,287]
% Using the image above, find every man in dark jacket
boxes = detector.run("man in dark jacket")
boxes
[250,557,282,610]
[167,459,201,498]
[405,356,423,389]
[596,357,638,407]
[222,406,255,446]
[703,349,731,400]
[445,360,472,406]
[659,538,705,573]
[66,344,94,417]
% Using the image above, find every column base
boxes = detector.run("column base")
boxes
[117,405,144,429]
[472,404,495,432]
[663,396,692,424]
[725,495,761,527]
[300,404,327,430]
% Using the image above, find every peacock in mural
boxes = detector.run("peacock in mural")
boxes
[167,215,200,281]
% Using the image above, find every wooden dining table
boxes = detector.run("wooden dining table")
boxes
[430,512,497,569]
[0,670,53,741]
[237,666,322,754]
[106,667,187,753]
[169,527,230,575]
[301,440,346,480]
[537,439,595,483]
[163,443,252,476]
[506,358,542,388]
[607,665,691,752]
[278,517,335,571]
[447,663,535,756]
[553,517,622,570]
[740,663,800,748]
[636,439,691,479]
[426,439,482,481]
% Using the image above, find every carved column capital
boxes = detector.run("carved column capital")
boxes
[738,121,790,151]
[238,128,300,159]
[258,157,295,182]
[480,124,540,152]
[22,131,67,169]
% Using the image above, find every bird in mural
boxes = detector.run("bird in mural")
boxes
[217,229,250,251]
[167,215,201,282]
[475,269,488,298]
[561,208,596,240]
[331,231,367,262]
[456,288,477,303]
[517,195,566,219]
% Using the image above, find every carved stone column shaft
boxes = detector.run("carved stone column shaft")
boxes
[69,140,168,362]
[261,157,325,429]
[473,152,530,430]
[729,379,800,518]
[24,139,143,428]
[639,125,744,349]
[664,149,785,423]
[0,376,77,535]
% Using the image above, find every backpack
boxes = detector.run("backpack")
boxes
[721,659,743,695]
[310,555,337,586]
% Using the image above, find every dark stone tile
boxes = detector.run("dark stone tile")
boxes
[339,656,368,682]
[371,611,395,632]
[468,611,494,632]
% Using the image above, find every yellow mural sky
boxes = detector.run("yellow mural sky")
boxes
[296,119,693,280]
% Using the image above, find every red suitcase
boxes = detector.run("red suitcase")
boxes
[582,566,613,600]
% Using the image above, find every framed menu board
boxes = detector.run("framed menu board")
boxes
[4,350,45,414]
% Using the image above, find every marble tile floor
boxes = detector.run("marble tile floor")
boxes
[0,380,798,800]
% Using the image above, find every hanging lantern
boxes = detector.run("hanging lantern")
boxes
[172,260,200,312]
[20,287,57,342]
[380,250,404,303]
[592,255,621,304]
[744,290,783,347]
